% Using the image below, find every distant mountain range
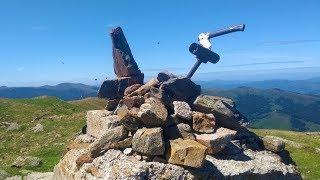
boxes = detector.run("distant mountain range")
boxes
[203,87,320,131]
[0,83,98,100]
[197,77,320,95]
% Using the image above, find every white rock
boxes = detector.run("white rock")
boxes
[86,110,121,138]
[73,149,194,180]
[123,148,133,155]
[203,149,301,179]
[31,123,44,133]
[173,101,192,120]
[195,127,236,154]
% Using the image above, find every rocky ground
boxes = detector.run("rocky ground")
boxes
[51,71,301,180]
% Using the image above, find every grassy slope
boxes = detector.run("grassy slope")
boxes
[252,129,320,179]
[0,97,105,176]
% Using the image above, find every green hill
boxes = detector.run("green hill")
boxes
[0,96,104,177]
[203,87,320,131]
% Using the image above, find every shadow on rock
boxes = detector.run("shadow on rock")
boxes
[278,150,297,166]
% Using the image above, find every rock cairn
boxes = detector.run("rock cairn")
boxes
[54,71,301,179]
[53,27,301,179]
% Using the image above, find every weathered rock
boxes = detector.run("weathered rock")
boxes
[198,149,301,179]
[193,95,247,130]
[105,99,119,111]
[11,156,42,168]
[124,84,142,96]
[24,172,54,180]
[129,78,159,97]
[138,98,168,127]
[76,153,94,169]
[163,123,195,141]
[173,101,192,121]
[192,112,216,133]
[98,76,144,99]
[263,136,285,153]
[117,108,142,132]
[31,123,44,133]
[167,139,207,168]
[74,134,95,144]
[67,135,93,151]
[132,127,165,156]
[2,122,20,131]
[195,127,237,154]
[144,87,171,107]
[89,125,128,157]
[160,77,201,103]
[121,95,145,108]
[110,27,143,77]
[157,71,178,82]
[71,149,194,180]
[108,137,132,149]
[53,148,88,180]
[86,110,121,138]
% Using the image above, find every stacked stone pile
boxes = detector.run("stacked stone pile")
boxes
[53,27,301,179]
[54,71,301,179]
[86,71,244,168]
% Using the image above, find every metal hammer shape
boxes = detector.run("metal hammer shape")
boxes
[186,24,245,79]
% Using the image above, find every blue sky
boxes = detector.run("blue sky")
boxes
[0,0,319,86]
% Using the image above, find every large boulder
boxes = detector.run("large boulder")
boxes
[167,139,207,168]
[98,76,143,99]
[193,95,247,130]
[263,136,285,153]
[137,98,168,127]
[72,149,194,179]
[86,110,121,138]
[197,149,301,179]
[192,112,216,133]
[132,127,165,156]
[89,125,129,157]
[195,127,237,154]
[160,77,201,103]
[11,156,42,168]
[117,107,142,132]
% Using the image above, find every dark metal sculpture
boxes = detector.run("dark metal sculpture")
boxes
[186,24,245,79]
